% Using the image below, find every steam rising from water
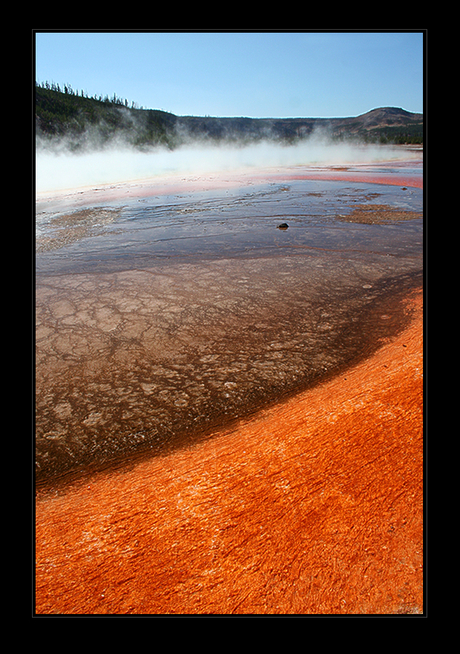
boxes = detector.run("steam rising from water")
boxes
[36,136,411,194]
[35,124,423,481]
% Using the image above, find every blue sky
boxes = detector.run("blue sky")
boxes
[35,31,424,118]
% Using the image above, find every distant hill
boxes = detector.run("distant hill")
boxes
[35,83,423,151]
[324,107,423,143]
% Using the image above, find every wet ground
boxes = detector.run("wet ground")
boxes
[35,165,423,487]
[35,293,423,614]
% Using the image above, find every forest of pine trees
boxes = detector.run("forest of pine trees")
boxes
[36,80,142,108]
[35,81,423,150]
[35,81,178,149]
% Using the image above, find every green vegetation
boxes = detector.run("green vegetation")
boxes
[35,82,178,150]
[35,82,423,151]
[362,124,424,145]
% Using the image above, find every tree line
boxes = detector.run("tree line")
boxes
[36,80,146,109]
[35,82,422,148]
[35,82,179,150]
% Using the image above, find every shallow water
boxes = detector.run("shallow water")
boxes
[36,179,422,274]
[35,172,423,486]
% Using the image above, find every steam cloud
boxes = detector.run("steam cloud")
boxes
[36,126,412,195]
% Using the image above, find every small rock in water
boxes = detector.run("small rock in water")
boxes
[277,223,289,230]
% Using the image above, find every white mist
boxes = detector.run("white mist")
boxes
[35,138,411,195]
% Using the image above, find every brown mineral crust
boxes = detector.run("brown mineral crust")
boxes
[36,207,123,252]
[339,204,422,225]
[35,290,423,615]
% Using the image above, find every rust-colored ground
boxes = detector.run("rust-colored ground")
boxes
[35,290,423,615]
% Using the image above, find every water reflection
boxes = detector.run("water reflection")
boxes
[36,179,422,275]
[35,178,423,485]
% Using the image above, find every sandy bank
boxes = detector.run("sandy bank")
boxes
[35,289,423,615]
